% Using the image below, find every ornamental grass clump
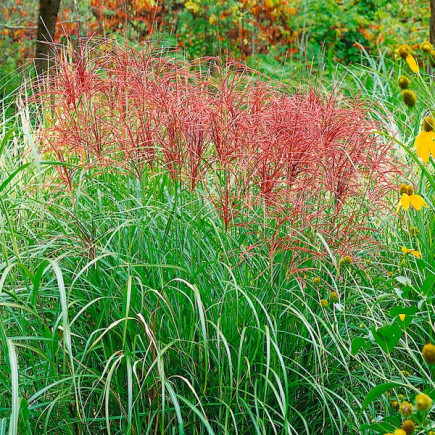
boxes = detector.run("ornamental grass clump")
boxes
[35,38,400,269]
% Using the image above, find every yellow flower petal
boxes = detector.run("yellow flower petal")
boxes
[406,54,420,73]
[402,246,411,254]
[399,314,406,321]
[397,193,410,213]
[402,246,422,258]
[409,193,428,211]
[415,131,435,163]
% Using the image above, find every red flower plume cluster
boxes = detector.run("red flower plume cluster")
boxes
[36,39,399,270]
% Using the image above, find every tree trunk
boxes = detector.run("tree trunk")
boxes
[35,0,62,76]
[431,0,435,44]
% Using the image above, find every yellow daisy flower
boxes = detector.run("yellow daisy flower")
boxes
[397,44,420,73]
[401,246,422,258]
[397,185,427,212]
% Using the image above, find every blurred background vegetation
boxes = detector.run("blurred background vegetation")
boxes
[0,0,431,93]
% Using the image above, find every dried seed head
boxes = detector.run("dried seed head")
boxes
[398,76,410,90]
[399,401,413,416]
[338,255,352,266]
[399,184,408,195]
[398,44,412,58]
[421,41,433,53]
[415,393,432,411]
[423,343,435,364]
[402,420,415,435]
[423,116,435,132]
[329,291,338,301]
[390,400,399,409]
[401,90,417,107]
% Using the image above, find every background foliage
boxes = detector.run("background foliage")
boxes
[0,0,431,69]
